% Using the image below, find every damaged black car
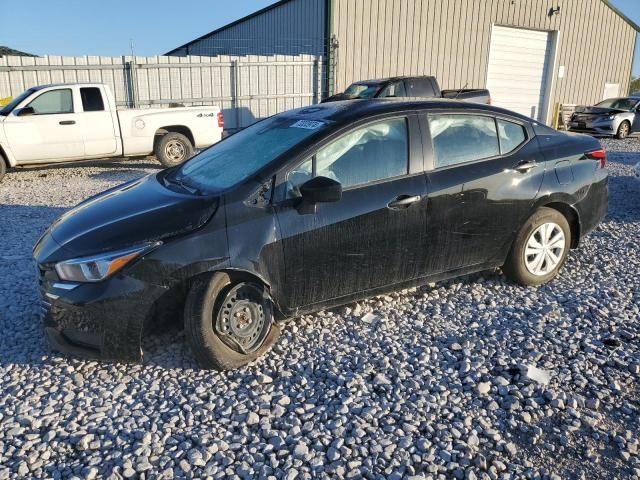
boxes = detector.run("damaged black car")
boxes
[34,99,608,370]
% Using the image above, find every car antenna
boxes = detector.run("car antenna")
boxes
[452,83,469,101]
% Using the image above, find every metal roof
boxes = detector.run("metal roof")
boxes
[166,0,640,55]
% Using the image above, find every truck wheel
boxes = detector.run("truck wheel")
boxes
[184,272,280,370]
[155,132,194,167]
[615,121,630,139]
[502,207,571,286]
[0,158,6,183]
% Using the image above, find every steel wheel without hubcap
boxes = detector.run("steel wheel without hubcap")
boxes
[524,222,566,276]
[215,283,271,354]
[165,139,186,163]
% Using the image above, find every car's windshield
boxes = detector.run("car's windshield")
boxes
[344,83,382,98]
[595,97,637,111]
[172,115,330,193]
[0,88,37,115]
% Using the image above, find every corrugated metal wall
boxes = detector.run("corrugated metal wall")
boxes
[0,54,324,130]
[331,0,637,120]
[170,0,326,57]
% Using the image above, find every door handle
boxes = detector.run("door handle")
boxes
[387,195,421,209]
[513,161,538,173]
[59,120,76,125]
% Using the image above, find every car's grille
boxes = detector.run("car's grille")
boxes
[36,263,56,321]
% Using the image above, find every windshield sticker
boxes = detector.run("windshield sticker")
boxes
[290,120,324,130]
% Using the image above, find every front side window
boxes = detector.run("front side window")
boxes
[429,114,499,167]
[497,119,527,154]
[27,89,73,115]
[287,117,408,195]
[378,81,407,98]
[80,87,105,112]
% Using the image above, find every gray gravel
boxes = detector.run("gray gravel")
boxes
[0,140,639,480]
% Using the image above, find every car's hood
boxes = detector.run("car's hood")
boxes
[574,106,628,115]
[34,173,219,263]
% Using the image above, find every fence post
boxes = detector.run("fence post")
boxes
[231,59,240,130]
[313,58,319,104]
[122,56,137,108]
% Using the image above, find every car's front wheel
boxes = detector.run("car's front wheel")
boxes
[184,272,280,370]
[502,207,571,286]
[616,120,631,139]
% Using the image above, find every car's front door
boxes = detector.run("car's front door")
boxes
[274,114,428,311]
[3,88,85,162]
[419,112,544,273]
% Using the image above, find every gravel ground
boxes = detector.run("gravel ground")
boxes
[0,139,639,480]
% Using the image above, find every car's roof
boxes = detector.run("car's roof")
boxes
[285,98,533,124]
[27,82,104,89]
[353,76,429,85]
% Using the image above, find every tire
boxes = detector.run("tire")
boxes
[154,132,194,167]
[0,158,5,183]
[502,207,571,286]
[184,272,280,370]
[615,120,630,140]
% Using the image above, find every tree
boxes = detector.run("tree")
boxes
[630,76,640,95]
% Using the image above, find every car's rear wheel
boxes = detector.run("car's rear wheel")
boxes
[184,272,280,370]
[155,132,194,167]
[502,207,571,286]
[616,120,630,139]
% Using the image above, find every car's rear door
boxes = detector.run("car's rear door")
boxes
[78,86,118,157]
[274,113,428,310]
[419,111,544,273]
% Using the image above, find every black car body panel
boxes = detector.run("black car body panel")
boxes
[33,99,608,363]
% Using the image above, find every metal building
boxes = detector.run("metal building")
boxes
[167,0,639,124]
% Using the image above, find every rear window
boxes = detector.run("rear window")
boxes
[428,114,500,167]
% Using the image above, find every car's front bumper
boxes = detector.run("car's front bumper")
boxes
[567,121,615,136]
[36,263,167,362]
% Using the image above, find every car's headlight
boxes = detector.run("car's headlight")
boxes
[55,242,161,283]
[608,115,616,120]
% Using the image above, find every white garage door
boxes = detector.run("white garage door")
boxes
[486,26,553,122]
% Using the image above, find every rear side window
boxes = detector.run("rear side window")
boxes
[27,89,73,114]
[80,87,105,112]
[428,114,499,167]
[497,119,526,154]
[406,78,437,97]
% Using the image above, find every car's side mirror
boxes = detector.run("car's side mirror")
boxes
[16,107,35,117]
[300,176,342,203]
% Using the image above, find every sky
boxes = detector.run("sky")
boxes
[1,0,640,74]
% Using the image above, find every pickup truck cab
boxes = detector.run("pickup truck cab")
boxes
[323,76,491,104]
[0,83,224,181]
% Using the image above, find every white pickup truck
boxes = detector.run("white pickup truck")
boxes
[0,82,224,181]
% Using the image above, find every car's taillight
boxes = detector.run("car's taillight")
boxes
[217,111,224,129]
[585,148,607,168]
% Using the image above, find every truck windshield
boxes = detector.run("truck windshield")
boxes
[171,115,329,193]
[595,98,637,111]
[0,88,40,115]
[344,83,382,98]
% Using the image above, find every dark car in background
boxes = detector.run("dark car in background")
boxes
[323,76,491,104]
[34,99,608,370]
[568,96,640,139]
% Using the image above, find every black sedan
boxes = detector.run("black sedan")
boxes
[34,99,609,370]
